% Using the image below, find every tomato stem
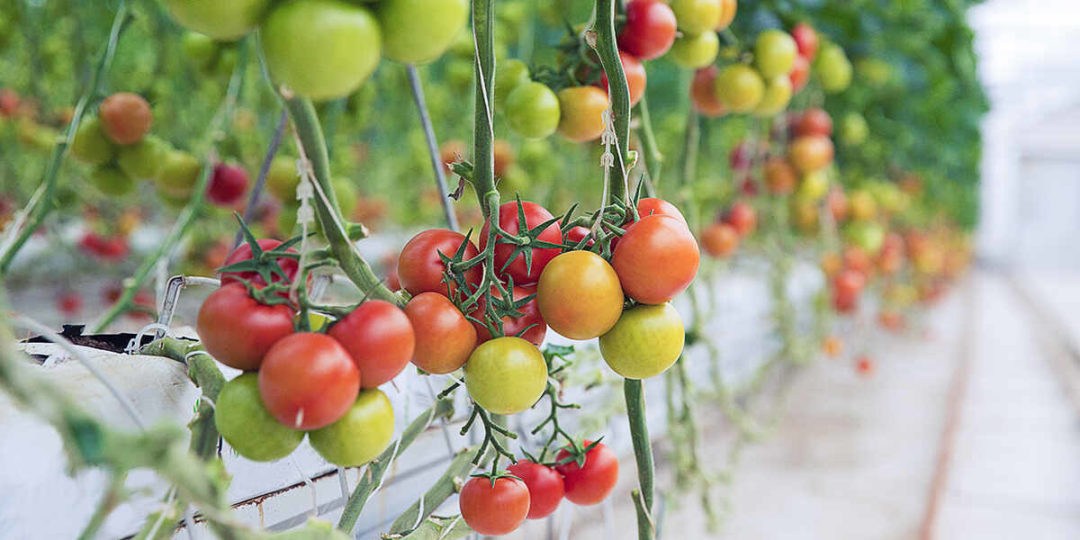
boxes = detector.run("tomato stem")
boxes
[636,93,663,194]
[624,378,656,540]
[591,0,631,204]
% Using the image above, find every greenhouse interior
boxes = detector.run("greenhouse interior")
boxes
[1,0,1078,538]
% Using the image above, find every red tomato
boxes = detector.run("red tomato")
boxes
[459,476,530,536]
[612,215,699,304]
[555,441,619,506]
[258,332,360,430]
[220,239,300,289]
[789,54,810,93]
[600,51,647,107]
[328,300,415,388]
[99,92,152,145]
[764,157,797,195]
[472,285,547,346]
[79,232,129,261]
[700,222,739,257]
[57,292,83,316]
[635,197,687,226]
[618,0,677,60]
[404,292,477,374]
[793,108,833,137]
[196,283,295,371]
[564,225,593,247]
[479,201,562,285]
[791,23,819,61]
[691,66,726,118]
[398,229,481,297]
[725,201,757,237]
[507,460,565,519]
[208,163,249,207]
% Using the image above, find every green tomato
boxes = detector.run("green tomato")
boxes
[464,337,547,415]
[164,0,272,41]
[796,171,829,202]
[117,135,168,180]
[840,112,869,145]
[155,150,201,197]
[816,44,852,93]
[216,373,305,462]
[754,30,797,78]
[377,0,468,64]
[497,165,532,200]
[752,75,792,117]
[844,221,885,254]
[89,166,136,196]
[261,0,382,101]
[599,303,684,379]
[308,389,394,467]
[71,117,116,166]
[333,177,358,219]
[495,59,531,112]
[505,82,560,139]
[267,156,299,201]
[181,31,218,70]
[668,31,719,69]
[715,64,764,113]
[669,0,720,35]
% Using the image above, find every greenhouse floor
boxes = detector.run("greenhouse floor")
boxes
[568,271,1080,539]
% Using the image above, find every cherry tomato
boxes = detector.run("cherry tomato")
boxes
[715,64,764,113]
[459,476,530,536]
[789,54,810,93]
[564,225,593,247]
[99,92,152,145]
[729,141,757,171]
[537,251,624,340]
[329,300,415,388]
[787,135,834,173]
[669,0,719,34]
[472,285,547,346]
[600,51,647,107]
[691,67,726,118]
[669,30,719,69]
[215,373,304,461]
[507,460,565,519]
[495,59,532,112]
[791,23,818,61]
[90,166,136,197]
[700,222,739,257]
[267,155,300,201]
[618,0,677,60]
[479,201,562,285]
[505,82,561,139]
[376,0,468,64]
[555,441,619,505]
[636,197,687,226]
[404,293,476,374]
[725,201,757,236]
[57,292,83,317]
[259,332,360,430]
[599,303,684,378]
[793,108,833,137]
[464,337,547,415]
[220,239,301,289]
[398,229,481,297]
[493,139,516,178]
[155,150,201,198]
[612,215,699,305]
[308,389,394,466]
[764,157,797,195]
[196,283,295,371]
[261,0,381,100]
[556,86,609,142]
[754,30,797,79]
[208,163,249,207]
[164,0,271,40]
[117,135,168,180]
[71,117,116,166]
[827,189,849,221]
[816,43,852,93]
[753,75,793,117]
[715,0,737,31]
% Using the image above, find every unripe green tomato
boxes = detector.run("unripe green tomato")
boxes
[71,117,116,166]
[90,166,136,196]
[267,155,300,202]
[333,177,358,219]
[668,31,719,69]
[308,389,394,467]
[754,29,797,78]
[164,0,272,41]
[261,0,382,100]
[464,337,547,415]
[715,64,764,113]
[494,59,531,112]
[214,48,239,78]
[377,0,468,64]
[155,150,201,197]
[599,303,685,379]
[181,31,218,70]
[816,44,852,93]
[215,373,305,462]
[117,135,168,180]
[505,82,560,139]
[845,221,885,255]
[669,0,720,35]
[752,75,792,117]
[840,112,869,145]
[796,171,829,202]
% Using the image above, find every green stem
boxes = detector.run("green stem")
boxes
[386,446,479,536]
[592,0,631,203]
[78,474,126,540]
[636,94,662,194]
[625,378,655,540]
[472,0,499,217]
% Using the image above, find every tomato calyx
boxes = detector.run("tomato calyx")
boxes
[470,469,525,488]
[551,438,605,469]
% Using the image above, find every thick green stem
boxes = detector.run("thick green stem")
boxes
[625,378,656,540]
[387,446,478,535]
[472,0,498,218]
[593,0,631,203]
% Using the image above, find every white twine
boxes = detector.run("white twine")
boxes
[126,323,173,354]
[287,455,318,518]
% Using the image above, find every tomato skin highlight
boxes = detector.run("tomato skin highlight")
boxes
[480,201,562,285]
[507,460,565,519]
[618,0,677,60]
[464,337,547,415]
[215,373,304,462]
[398,229,481,297]
[612,215,699,305]
[196,283,295,371]
[459,476,531,536]
[555,441,619,506]
[537,251,624,340]
[599,303,685,379]
[258,332,360,430]
[556,86,609,143]
[308,389,394,466]
[329,300,415,388]
[404,292,476,374]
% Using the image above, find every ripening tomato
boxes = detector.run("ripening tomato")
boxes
[557,86,609,142]
[600,51,647,107]
[261,0,382,100]
[636,197,687,226]
[472,285,547,345]
[308,389,394,466]
[404,292,476,374]
[208,163,249,207]
[691,67,726,117]
[329,300,415,388]
[834,267,866,298]
[220,239,301,289]
[196,283,295,371]
[164,0,271,40]
[377,0,467,64]
[791,23,818,61]
[216,373,304,461]
[599,303,684,379]
[259,332,360,430]
[618,0,677,60]
[507,460,565,519]
[99,93,152,145]
[715,64,764,113]
[793,108,832,137]
[464,337,547,415]
[764,157,797,195]
[537,251,624,340]
[716,0,737,31]
[725,201,757,236]
[398,229,482,297]
[57,292,83,317]
[555,441,619,505]
[789,54,810,93]
[80,233,129,260]
[787,135,834,173]
[754,30,797,79]
[612,215,699,305]
[505,82,561,139]
[700,222,739,257]
[71,117,116,166]
[848,190,877,221]
[753,75,793,117]
[668,30,719,69]
[480,201,562,285]
[669,0,720,34]
[843,245,873,277]
[459,476,530,536]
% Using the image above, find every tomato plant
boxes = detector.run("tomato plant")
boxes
[479,201,562,285]
[472,284,547,346]
[220,239,300,289]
